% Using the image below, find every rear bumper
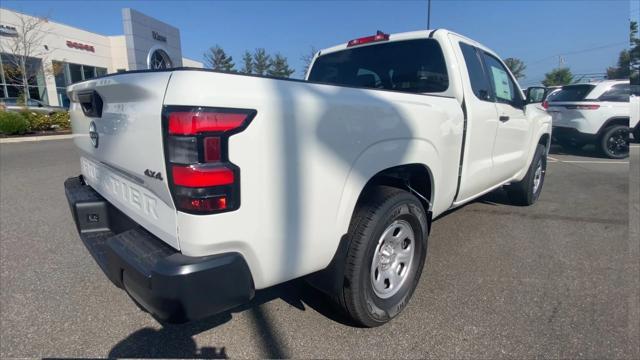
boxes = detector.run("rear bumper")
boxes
[64,176,254,323]
[552,126,598,144]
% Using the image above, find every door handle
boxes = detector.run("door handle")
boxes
[499,115,510,122]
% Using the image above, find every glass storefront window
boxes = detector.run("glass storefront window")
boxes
[83,65,95,80]
[69,64,83,83]
[53,61,67,88]
[2,55,110,106]
[57,87,70,108]
[5,85,21,98]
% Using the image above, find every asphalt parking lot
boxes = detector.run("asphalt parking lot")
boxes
[1,139,638,359]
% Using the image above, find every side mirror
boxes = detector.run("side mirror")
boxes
[526,87,546,104]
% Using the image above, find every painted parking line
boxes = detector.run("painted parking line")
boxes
[560,160,628,164]
[547,155,628,164]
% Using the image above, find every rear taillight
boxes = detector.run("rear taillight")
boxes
[347,30,390,47]
[563,104,600,110]
[574,104,600,110]
[163,106,256,214]
[542,100,549,109]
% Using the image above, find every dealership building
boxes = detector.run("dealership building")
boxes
[0,7,202,107]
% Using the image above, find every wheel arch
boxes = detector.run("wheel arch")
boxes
[334,139,441,239]
[307,160,436,301]
[538,132,551,154]
[597,116,630,136]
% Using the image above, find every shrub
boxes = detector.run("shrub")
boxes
[21,111,49,131]
[50,111,70,130]
[0,111,29,135]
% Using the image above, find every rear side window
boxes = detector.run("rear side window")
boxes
[549,85,595,102]
[598,83,630,102]
[459,43,493,101]
[308,39,449,93]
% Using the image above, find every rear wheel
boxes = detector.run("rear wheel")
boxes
[339,186,427,327]
[505,144,547,206]
[600,125,629,159]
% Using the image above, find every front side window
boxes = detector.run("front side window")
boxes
[482,53,521,106]
[459,43,493,101]
[598,83,630,102]
[308,39,449,94]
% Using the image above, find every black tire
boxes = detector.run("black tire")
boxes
[600,125,629,159]
[505,144,547,206]
[339,186,428,327]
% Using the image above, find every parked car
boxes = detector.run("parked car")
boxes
[547,80,631,158]
[63,29,551,326]
[0,97,66,114]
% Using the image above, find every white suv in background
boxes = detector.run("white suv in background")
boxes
[631,85,640,142]
[547,80,631,158]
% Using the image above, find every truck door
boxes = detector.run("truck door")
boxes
[450,39,501,202]
[481,52,531,182]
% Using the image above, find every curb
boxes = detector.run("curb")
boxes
[0,134,74,144]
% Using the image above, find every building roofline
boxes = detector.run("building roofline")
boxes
[0,6,119,37]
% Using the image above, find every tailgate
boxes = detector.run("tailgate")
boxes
[67,71,179,249]
[547,101,598,127]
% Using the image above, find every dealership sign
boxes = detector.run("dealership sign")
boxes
[66,40,95,52]
[0,24,19,37]
[152,31,167,42]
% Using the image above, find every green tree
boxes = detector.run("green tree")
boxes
[606,49,630,79]
[267,53,295,78]
[630,20,639,85]
[542,67,574,86]
[252,48,271,76]
[241,51,253,74]
[203,45,235,71]
[0,13,52,103]
[300,46,318,77]
[504,57,526,80]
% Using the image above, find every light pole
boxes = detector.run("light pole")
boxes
[427,0,432,29]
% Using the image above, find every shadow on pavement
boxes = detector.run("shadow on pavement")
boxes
[108,279,353,358]
[108,314,231,359]
[549,143,605,158]
[477,187,513,206]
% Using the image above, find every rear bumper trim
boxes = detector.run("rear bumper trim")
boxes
[552,126,598,143]
[64,176,255,322]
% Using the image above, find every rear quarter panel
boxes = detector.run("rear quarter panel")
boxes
[164,71,462,288]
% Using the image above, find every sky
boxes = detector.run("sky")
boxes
[1,0,634,84]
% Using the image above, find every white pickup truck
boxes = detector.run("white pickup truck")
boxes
[64,29,551,326]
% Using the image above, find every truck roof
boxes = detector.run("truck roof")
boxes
[317,28,492,56]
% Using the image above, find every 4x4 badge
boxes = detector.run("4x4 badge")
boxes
[144,169,163,181]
